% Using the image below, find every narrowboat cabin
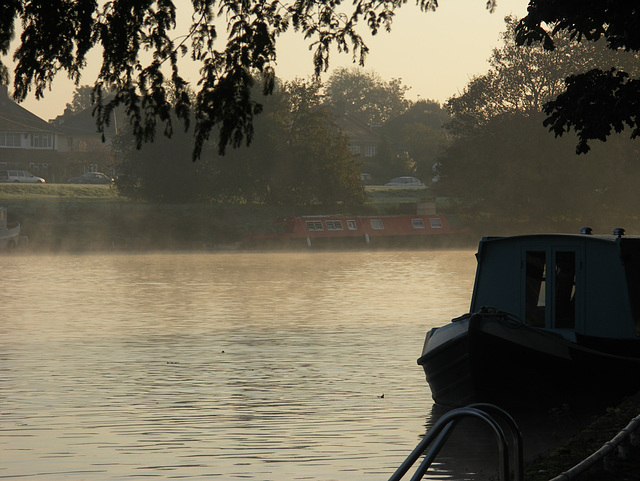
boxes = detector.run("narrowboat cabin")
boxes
[418,228,640,407]
[243,213,469,249]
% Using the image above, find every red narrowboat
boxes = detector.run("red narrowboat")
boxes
[242,213,470,249]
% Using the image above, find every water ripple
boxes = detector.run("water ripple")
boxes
[1,251,477,480]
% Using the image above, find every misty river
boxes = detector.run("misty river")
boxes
[1,250,581,480]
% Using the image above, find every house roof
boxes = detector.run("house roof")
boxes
[0,85,58,133]
[52,102,119,138]
[335,113,383,144]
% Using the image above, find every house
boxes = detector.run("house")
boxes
[335,112,383,159]
[50,103,118,179]
[334,111,387,182]
[0,84,61,181]
[0,84,117,182]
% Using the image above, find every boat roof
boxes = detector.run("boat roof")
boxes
[479,229,640,246]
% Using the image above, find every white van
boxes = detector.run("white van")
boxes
[0,170,46,183]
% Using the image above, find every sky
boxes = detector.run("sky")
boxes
[7,0,529,122]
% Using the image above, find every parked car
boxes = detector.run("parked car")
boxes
[68,172,114,184]
[384,176,425,187]
[0,170,46,183]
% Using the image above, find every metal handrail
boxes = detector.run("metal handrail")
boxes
[469,403,523,481]
[388,404,523,481]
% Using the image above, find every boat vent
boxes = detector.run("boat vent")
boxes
[580,227,593,235]
[613,228,626,237]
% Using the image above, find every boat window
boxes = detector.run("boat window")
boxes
[347,220,357,230]
[326,220,344,231]
[429,218,443,228]
[411,218,425,229]
[554,251,576,329]
[305,221,323,231]
[525,251,546,327]
[370,219,384,230]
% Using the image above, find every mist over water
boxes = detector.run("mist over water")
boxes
[1,250,570,480]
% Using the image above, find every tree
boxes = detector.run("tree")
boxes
[115,77,365,206]
[65,85,94,114]
[381,99,450,182]
[436,112,640,230]
[217,78,365,206]
[434,18,640,228]
[516,1,640,153]
[113,125,215,203]
[5,1,637,160]
[325,67,411,125]
[0,0,439,161]
[446,16,636,136]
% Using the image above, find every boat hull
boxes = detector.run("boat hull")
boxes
[418,312,640,407]
[243,232,471,250]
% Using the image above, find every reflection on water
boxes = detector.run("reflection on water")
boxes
[0,249,566,480]
[417,401,593,481]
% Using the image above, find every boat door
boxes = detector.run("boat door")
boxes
[521,244,584,333]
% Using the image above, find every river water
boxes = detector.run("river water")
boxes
[1,250,575,480]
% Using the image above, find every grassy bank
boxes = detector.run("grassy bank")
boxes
[1,184,472,251]
[1,184,261,250]
[0,183,121,200]
[524,391,640,481]
[2,198,289,251]
[4,183,640,250]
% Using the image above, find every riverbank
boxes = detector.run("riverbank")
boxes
[7,198,287,251]
[524,390,640,481]
[1,184,482,252]
[5,183,639,253]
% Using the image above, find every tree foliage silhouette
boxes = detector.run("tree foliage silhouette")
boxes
[0,0,497,160]
[2,1,638,159]
[516,0,640,153]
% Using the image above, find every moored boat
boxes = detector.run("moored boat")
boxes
[242,212,469,249]
[0,207,20,250]
[418,228,640,407]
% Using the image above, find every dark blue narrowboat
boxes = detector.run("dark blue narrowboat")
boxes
[418,228,640,407]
